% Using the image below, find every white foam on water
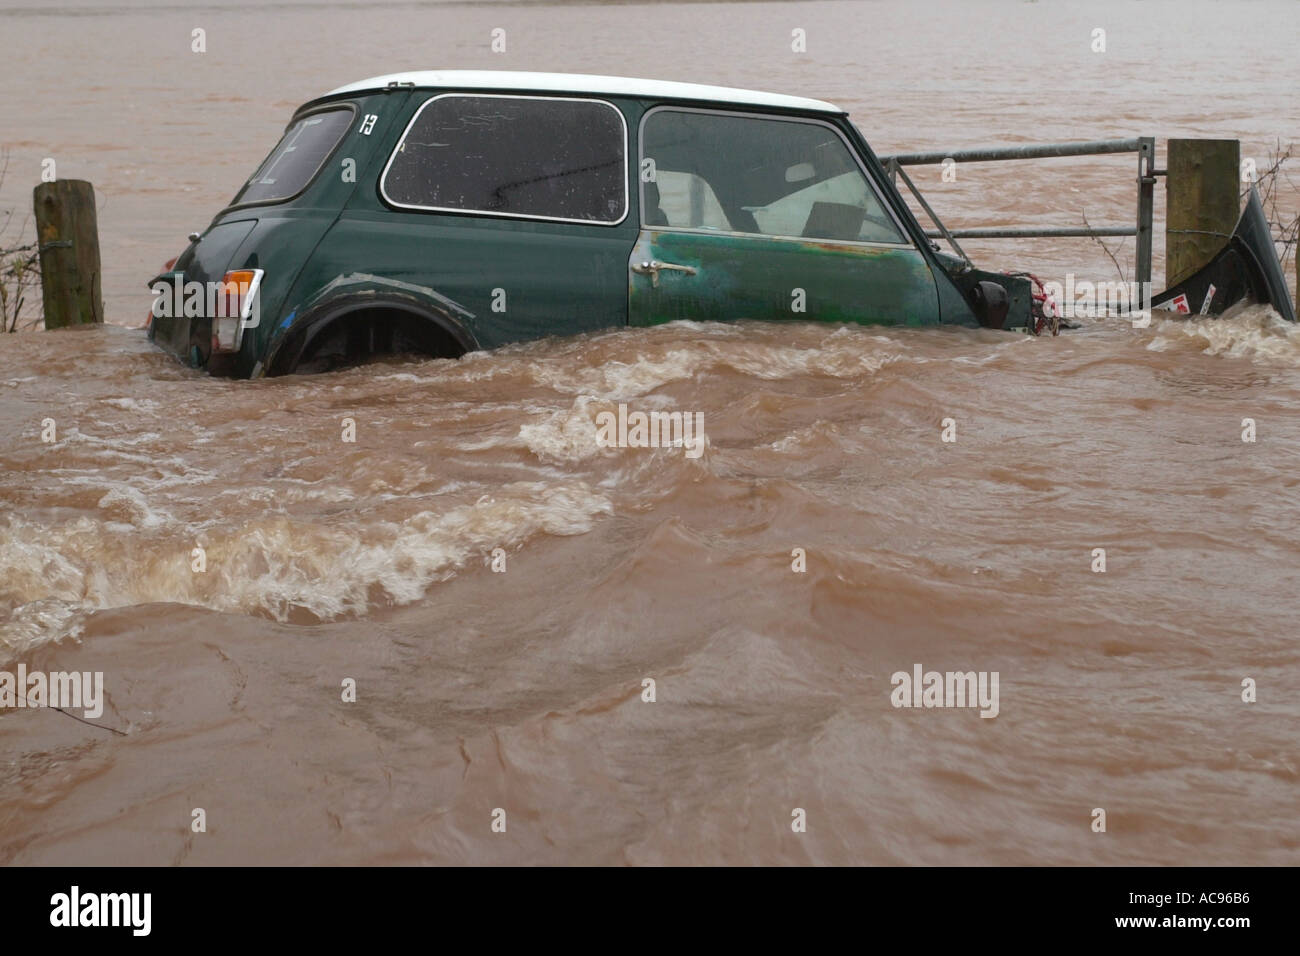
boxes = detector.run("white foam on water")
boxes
[529,348,706,399]
[525,335,910,400]
[0,480,613,647]
[96,485,170,530]
[0,599,89,662]
[517,396,608,463]
[100,397,158,411]
[1145,306,1300,362]
[516,394,717,467]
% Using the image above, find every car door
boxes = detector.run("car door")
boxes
[629,106,939,327]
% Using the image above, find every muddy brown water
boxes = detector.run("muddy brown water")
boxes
[1,0,1298,865]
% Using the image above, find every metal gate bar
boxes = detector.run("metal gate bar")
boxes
[880,137,1157,290]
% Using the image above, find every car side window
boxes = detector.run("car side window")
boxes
[382,94,627,224]
[640,108,904,244]
[646,170,730,230]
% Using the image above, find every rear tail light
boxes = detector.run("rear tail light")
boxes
[211,268,264,354]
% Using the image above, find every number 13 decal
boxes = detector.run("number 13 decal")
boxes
[359,114,378,135]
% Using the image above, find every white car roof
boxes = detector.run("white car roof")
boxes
[323,71,843,114]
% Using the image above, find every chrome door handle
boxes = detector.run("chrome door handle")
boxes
[631,259,697,287]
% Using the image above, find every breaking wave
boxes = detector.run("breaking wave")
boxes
[0,481,612,655]
[1145,305,1300,362]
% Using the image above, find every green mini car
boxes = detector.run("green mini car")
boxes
[146,70,1289,377]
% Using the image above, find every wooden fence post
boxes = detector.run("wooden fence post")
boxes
[1165,139,1240,288]
[33,179,103,329]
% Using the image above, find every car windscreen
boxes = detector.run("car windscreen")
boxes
[381,94,627,224]
[232,107,353,206]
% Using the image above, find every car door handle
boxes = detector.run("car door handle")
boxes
[631,260,697,287]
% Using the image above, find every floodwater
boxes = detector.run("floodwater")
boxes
[1,0,1298,865]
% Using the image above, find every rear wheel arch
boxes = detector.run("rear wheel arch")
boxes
[263,298,478,376]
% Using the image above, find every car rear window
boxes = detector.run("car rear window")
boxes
[233,107,353,206]
[381,94,627,224]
